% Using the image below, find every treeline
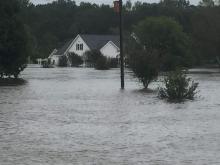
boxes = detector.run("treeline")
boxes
[17,0,220,66]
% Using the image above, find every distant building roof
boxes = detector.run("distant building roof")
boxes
[53,34,119,56]
[80,34,120,50]
[54,39,74,55]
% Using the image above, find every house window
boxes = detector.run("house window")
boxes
[76,44,80,50]
[80,44,83,50]
[76,44,83,51]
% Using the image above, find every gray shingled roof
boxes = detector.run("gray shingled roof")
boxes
[80,34,120,50]
[54,34,119,56]
[54,39,74,55]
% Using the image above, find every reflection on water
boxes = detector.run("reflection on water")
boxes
[0,67,220,164]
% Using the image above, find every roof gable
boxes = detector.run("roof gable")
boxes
[101,41,120,51]
[53,34,120,56]
[80,34,120,50]
[54,39,74,55]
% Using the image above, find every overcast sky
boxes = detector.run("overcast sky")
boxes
[30,0,200,6]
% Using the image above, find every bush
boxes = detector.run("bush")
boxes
[85,50,110,70]
[58,56,68,67]
[128,49,159,89]
[108,58,119,68]
[84,50,102,66]
[159,70,199,102]
[95,55,109,70]
[68,53,83,67]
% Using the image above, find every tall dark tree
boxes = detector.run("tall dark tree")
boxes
[133,16,192,71]
[0,0,30,78]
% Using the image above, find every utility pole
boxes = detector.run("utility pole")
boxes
[114,0,125,89]
[119,0,124,89]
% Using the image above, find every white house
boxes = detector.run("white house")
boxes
[49,34,120,66]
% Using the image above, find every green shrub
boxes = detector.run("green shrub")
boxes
[58,56,67,67]
[85,50,110,70]
[159,70,199,102]
[68,53,83,67]
[108,58,119,68]
[95,55,110,70]
[84,50,102,66]
[128,49,159,89]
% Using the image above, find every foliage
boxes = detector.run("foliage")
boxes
[95,55,110,70]
[85,50,109,70]
[0,78,26,86]
[85,50,102,66]
[134,16,192,71]
[191,7,220,65]
[68,53,83,67]
[0,0,30,78]
[41,60,53,68]
[6,0,219,67]
[129,45,159,88]
[199,0,215,7]
[58,56,68,67]
[108,58,119,68]
[159,70,199,102]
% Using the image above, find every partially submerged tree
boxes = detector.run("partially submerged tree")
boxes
[0,0,30,78]
[58,56,68,67]
[127,16,191,89]
[85,50,110,70]
[134,16,192,71]
[68,53,83,67]
[159,70,199,102]
[95,55,110,70]
[129,49,159,89]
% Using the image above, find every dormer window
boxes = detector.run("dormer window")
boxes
[76,44,83,51]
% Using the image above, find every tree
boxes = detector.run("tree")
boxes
[134,16,192,71]
[159,70,198,102]
[95,55,110,70]
[126,37,160,89]
[68,53,83,67]
[125,0,132,11]
[199,0,215,7]
[191,7,220,65]
[0,0,30,78]
[58,56,68,67]
[129,50,159,89]
[84,50,109,70]
[160,0,190,8]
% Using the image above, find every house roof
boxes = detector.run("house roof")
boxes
[54,39,74,55]
[80,34,120,50]
[53,34,119,56]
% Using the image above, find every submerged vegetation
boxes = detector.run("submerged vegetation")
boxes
[68,53,83,67]
[0,78,26,86]
[127,17,190,89]
[0,0,30,79]
[159,70,199,102]
[85,50,110,70]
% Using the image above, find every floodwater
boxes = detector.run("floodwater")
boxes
[0,66,220,165]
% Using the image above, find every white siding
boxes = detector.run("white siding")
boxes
[50,55,60,65]
[100,41,119,58]
[68,35,90,56]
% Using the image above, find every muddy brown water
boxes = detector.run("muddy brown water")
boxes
[0,67,220,164]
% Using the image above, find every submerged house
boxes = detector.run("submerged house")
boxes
[48,34,120,66]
